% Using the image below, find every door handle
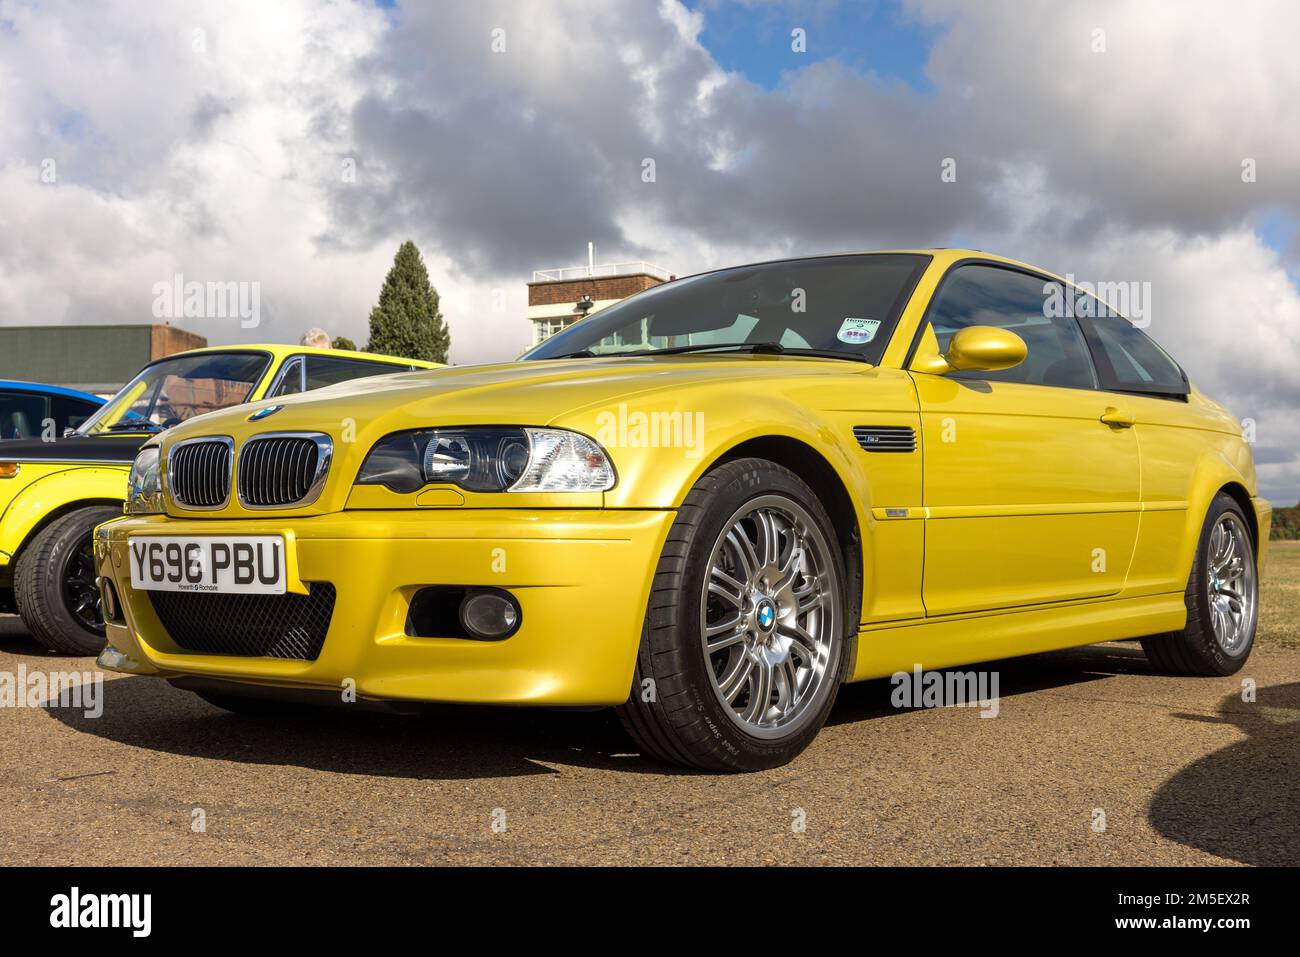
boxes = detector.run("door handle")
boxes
[1100,406,1136,428]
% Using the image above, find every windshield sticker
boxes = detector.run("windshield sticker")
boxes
[836,317,880,345]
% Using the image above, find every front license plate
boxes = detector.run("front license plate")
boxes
[128,535,287,594]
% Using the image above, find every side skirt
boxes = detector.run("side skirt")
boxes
[849,592,1187,682]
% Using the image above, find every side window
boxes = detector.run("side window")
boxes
[925,265,1097,390]
[268,357,305,397]
[303,356,402,391]
[0,392,49,439]
[1078,310,1188,397]
[51,396,100,434]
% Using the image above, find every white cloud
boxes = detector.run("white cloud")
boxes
[911,0,1300,233]
[0,0,391,344]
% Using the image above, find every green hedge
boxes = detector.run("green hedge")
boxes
[1272,504,1300,540]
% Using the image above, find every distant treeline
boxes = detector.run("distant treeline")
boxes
[1272,503,1300,540]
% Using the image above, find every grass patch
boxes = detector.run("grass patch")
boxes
[1261,541,1300,649]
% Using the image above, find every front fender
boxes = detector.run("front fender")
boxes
[552,376,927,624]
[564,392,868,511]
[0,465,128,565]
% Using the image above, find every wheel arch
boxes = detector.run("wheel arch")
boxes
[707,435,864,669]
[1216,481,1258,549]
[1172,448,1265,586]
[11,497,124,565]
[1,467,127,567]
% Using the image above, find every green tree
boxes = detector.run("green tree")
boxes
[1272,502,1300,540]
[332,335,358,352]
[365,240,451,363]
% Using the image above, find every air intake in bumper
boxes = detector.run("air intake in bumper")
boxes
[148,582,336,661]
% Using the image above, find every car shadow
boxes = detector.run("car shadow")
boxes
[45,674,672,779]
[828,640,1149,725]
[39,641,1158,781]
[0,613,71,659]
[1148,681,1300,865]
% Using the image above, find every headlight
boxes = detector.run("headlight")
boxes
[356,427,615,494]
[125,446,164,514]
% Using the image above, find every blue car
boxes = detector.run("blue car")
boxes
[0,381,105,441]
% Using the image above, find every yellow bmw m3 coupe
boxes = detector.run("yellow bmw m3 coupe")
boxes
[94,250,1269,770]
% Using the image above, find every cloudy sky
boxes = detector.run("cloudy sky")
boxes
[1,0,1298,501]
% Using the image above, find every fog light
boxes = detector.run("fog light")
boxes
[99,577,121,624]
[458,589,521,640]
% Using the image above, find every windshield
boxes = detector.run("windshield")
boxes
[524,254,930,363]
[77,351,271,435]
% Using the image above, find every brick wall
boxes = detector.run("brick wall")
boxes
[150,324,208,360]
[527,273,664,307]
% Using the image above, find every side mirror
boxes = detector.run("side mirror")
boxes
[912,325,1027,375]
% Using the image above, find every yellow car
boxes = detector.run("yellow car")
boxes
[1,344,435,655]
[94,250,1269,771]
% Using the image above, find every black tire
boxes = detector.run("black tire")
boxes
[14,505,121,656]
[192,690,313,717]
[616,458,851,772]
[1141,493,1258,676]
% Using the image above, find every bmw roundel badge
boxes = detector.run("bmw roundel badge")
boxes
[248,405,284,422]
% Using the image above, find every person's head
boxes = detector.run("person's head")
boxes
[299,327,331,348]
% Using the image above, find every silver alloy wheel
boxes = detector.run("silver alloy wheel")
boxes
[1206,512,1257,654]
[700,495,839,739]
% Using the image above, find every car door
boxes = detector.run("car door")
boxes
[267,354,417,400]
[0,391,48,439]
[266,356,306,398]
[302,354,415,389]
[907,263,1142,616]
[1076,307,1201,596]
[51,395,103,434]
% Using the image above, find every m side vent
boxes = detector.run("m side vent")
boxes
[853,426,917,453]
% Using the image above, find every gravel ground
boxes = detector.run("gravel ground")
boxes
[1,610,1296,866]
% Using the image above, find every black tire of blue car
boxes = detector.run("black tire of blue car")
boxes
[617,458,851,772]
[14,505,121,656]
[1140,492,1258,676]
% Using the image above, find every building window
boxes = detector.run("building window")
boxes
[533,317,578,344]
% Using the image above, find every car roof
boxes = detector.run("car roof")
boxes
[895,248,1099,289]
[145,344,440,369]
[669,248,1059,282]
[0,380,106,403]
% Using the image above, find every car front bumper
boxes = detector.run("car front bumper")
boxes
[94,509,674,707]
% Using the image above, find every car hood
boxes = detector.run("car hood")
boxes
[0,432,150,464]
[160,355,868,443]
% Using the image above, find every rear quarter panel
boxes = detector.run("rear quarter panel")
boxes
[1121,390,1260,597]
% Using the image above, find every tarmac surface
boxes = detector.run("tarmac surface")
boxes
[1,613,1296,866]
